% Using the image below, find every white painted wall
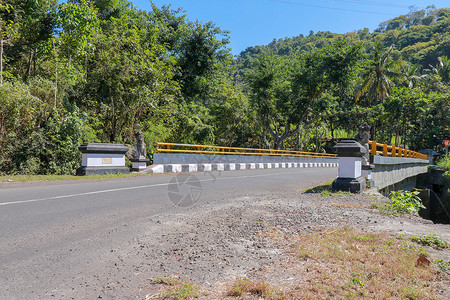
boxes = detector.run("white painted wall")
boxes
[338,157,362,178]
[82,153,125,167]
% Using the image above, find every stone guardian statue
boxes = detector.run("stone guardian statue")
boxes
[132,130,147,159]
[354,123,371,166]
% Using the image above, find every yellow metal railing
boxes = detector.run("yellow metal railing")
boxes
[156,142,337,158]
[369,140,427,160]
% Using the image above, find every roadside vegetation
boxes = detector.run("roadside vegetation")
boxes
[0,1,449,176]
[437,155,450,170]
[149,276,203,300]
[0,172,147,183]
[374,189,425,215]
[411,232,449,249]
[223,227,448,299]
[227,278,286,300]
[284,227,447,299]
[151,227,449,299]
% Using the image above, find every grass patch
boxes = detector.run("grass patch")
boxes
[376,189,425,216]
[434,259,450,272]
[227,278,286,299]
[0,172,147,183]
[150,276,203,300]
[303,180,333,193]
[303,180,351,197]
[411,232,449,249]
[286,227,444,299]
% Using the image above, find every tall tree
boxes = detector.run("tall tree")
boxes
[356,41,398,104]
[57,0,98,65]
[246,51,292,149]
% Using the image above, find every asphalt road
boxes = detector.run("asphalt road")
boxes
[0,167,337,299]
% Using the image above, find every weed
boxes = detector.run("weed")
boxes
[433,259,450,271]
[410,232,448,249]
[437,155,450,171]
[227,278,286,299]
[304,181,353,197]
[152,276,182,286]
[162,283,202,300]
[352,235,371,241]
[320,190,333,197]
[227,278,249,296]
[351,273,364,287]
[303,181,333,193]
[151,276,202,300]
[369,202,379,209]
[378,189,425,215]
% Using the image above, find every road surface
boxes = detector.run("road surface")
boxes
[0,167,337,299]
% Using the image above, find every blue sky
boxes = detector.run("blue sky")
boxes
[133,1,447,55]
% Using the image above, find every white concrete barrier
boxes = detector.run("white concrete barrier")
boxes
[182,164,198,172]
[144,159,339,174]
[198,164,212,172]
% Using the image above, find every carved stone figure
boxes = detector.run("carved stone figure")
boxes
[354,123,371,165]
[133,130,146,159]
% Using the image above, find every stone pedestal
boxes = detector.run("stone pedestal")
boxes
[130,158,149,172]
[362,164,375,187]
[76,143,130,176]
[332,140,367,193]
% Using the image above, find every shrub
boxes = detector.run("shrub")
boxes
[437,155,450,171]
[378,189,425,215]
[411,232,449,249]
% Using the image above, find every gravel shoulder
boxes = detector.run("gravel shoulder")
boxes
[3,177,448,299]
[81,188,450,299]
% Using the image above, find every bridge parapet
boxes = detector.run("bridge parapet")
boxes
[332,139,429,193]
[370,155,429,193]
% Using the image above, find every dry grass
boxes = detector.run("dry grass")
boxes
[147,276,203,300]
[227,278,286,299]
[328,202,368,208]
[286,227,447,299]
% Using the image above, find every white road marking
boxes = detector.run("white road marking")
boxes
[0,170,326,207]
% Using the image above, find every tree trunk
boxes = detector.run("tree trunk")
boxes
[402,114,407,148]
[53,39,58,107]
[33,48,37,76]
[26,49,34,78]
[67,40,71,66]
[372,120,377,141]
[0,38,3,85]
[110,92,116,142]
[330,119,335,140]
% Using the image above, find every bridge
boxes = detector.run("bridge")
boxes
[145,141,429,194]
[0,140,443,298]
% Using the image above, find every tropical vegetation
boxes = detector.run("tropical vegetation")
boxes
[0,1,449,175]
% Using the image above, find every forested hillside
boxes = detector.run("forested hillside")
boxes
[0,0,449,175]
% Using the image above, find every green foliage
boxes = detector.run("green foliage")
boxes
[434,259,450,271]
[411,233,449,249]
[0,2,449,175]
[378,189,425,215]
[57,0,99,62]
[437,155,450,171]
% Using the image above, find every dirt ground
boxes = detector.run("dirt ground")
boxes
[87,187,450,299]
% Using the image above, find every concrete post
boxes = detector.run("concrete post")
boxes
[332,140,367,193]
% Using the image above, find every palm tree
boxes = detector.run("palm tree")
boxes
[401,63,427,88]
[356,41,401,140]
[427,56,450,84]
[356,41,398,104]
